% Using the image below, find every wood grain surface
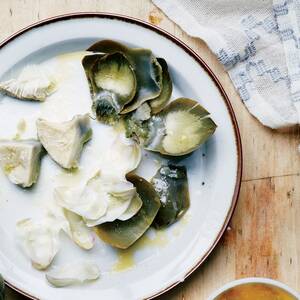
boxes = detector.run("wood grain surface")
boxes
[1,1,299,299]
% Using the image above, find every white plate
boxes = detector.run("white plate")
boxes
[0,13,242,300]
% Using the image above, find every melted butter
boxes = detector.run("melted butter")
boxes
[215,283,297,300]
[13,119,27,140]
[4,164,14,175]
[112,249,135,272]
[113,229,169,272]
[17,119,26,133]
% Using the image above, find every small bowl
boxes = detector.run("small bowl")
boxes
[208,277,300,300]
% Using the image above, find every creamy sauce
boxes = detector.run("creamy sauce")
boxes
[113,229,169,272]
[215,283,297,300]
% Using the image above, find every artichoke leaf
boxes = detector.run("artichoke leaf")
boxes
[151,165,190,228]
[149,58,173,114]
[82,54,104,99]
[0,65,56,101]
[46,261,100,287]
[63,210,95,250]
[132,103,151,121]
[118,193,143,221]
[94,173,161,249]
[16,218,61,270]
[47,203,95,250]
[145,98,217,156]
[87,40,162,113]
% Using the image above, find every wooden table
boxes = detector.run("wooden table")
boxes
[1,1,299,299]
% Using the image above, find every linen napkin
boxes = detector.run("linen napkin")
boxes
[152,0,300,129]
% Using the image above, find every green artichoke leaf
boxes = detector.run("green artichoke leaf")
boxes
[149,58,173,114]
[87,40,162,113]
[94,173,161,249]
[151,165,190,228]
[145,98,217,156]
[82,52,137,124]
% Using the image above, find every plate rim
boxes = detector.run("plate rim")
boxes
[0,12,243,300]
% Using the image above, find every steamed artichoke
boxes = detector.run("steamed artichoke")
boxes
[145,98,217,156]
[86,39,163,114]
[82,52,137,124]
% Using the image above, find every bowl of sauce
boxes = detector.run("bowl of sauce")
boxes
[208,278,299,300]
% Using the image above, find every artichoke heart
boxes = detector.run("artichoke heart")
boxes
[124,113,150,143]
[151,165,190,228]
[94,173,161,249]
[36,114,92,169]
[82,52,137,124]
[0,139,42,188]
[124,103,152,143]
[16,218,61,270]
[149,58,173,114]
[0,64,56,101]
[145,98,217,156]
[46,261,100,287]
[87,40,162,113]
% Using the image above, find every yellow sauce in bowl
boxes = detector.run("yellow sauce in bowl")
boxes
[215,283,298,300]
